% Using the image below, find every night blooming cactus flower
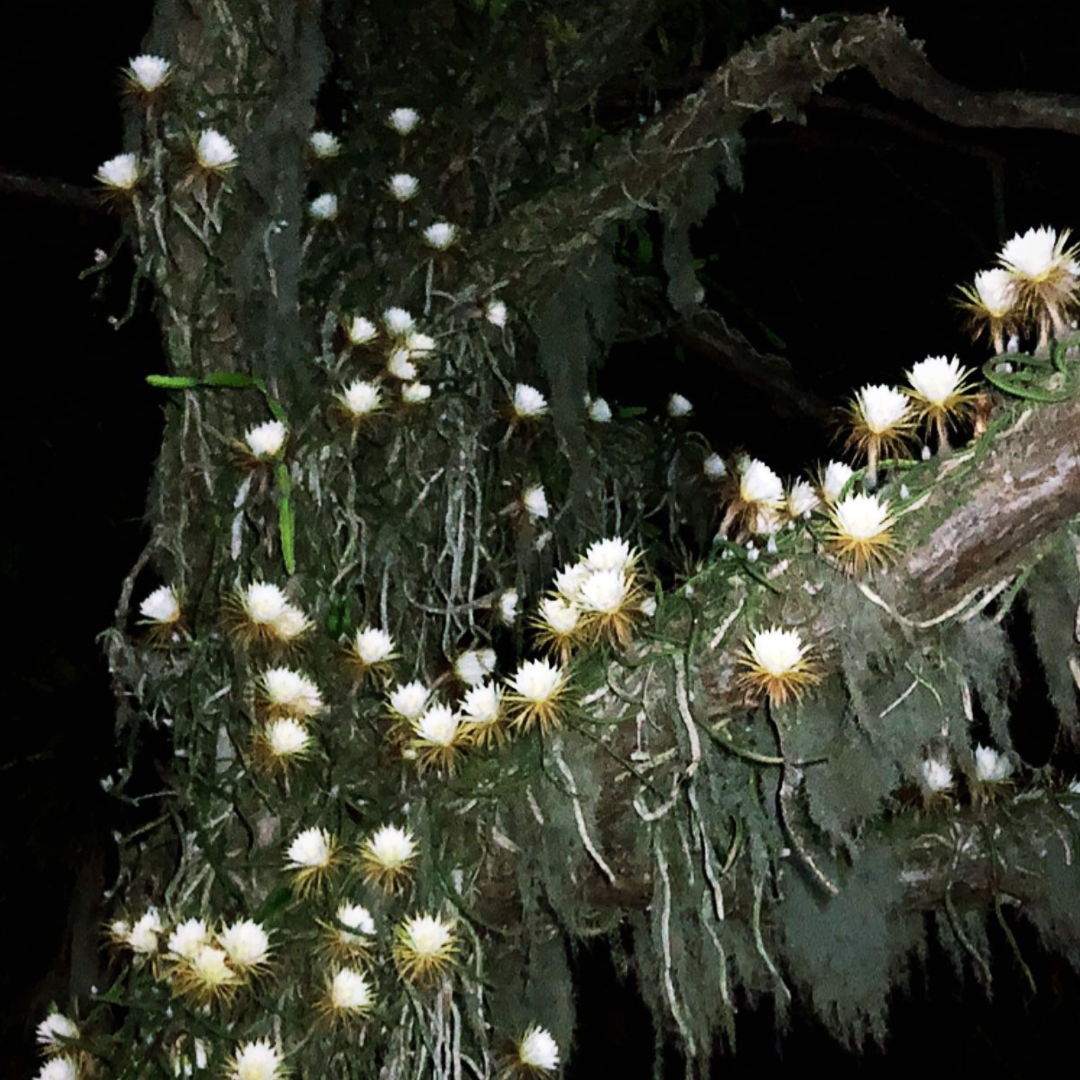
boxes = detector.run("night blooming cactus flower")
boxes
[260,667,324,719]
[35,1058,80,1080]
[218,919,271,973]
[96,152,141,192]
[667,392,693,418]
[127,908,163,954]
[243,419,287,460]
[845,383,913,486]
[485,299,508,327]
[534,596,585,662]
[387,680,430,722]
[383,306,415,337]
[402,381,432,405]
[339,379,383,420]
[125,54,171,93]
[360,824,417,892]
[786,479,820,520]
[345,315,378,345]
[905,355,976,450]
[737,627,821,707]
[36,1012,79,1052]
[388,107,421,135]
[819,460,855,503]
[139,584,180,625]
[459,681,504,747]
[997,225,1080,341]
[921,757,953,794]
[330,901,376,954]
[351,626,395,665]
[309,130,341,158]
[308,193,338,221]
[410,704,465,774]
[974,744,1013,783]
[522,483,549,521]
[516,1026,561,1074]
[513,383,549,419]
[167,918,210,961]
[323,967,374,1024]
[422,221,458,250]
[961,267,1017,353]
[455,648,496,686]
[703,452,727,480]
[285,826,337,896]
[827,492,894,575]
[194,129,238,173]
[393,913,457,986]
[227,1040,285,1080]
[387,349,418,381]
[387,173,420,202]
[499,588,520,624]
[505,658,569,732]
[587,395,612,422]
[260,717,311,770]
[740,459,784,507]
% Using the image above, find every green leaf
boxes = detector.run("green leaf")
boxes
[618,406,648,419]
[254,885,293,922]
[146,375,199,389]
[203,371,257,388]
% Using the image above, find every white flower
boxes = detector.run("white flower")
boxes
[667,392,693,417]
[907,355,968,406]
[539,596,581,634]
[341,379,382,416]
[583,537,634,573]
[415,704,460,746]
[388,681,429,719]
[262,667,323,716]
[999,226,1073,279]
[387,173,420,201]
[353,626,394,664]
[309,130,341,158]
[400,914,454,957]
[972,268,1016,317]
[127,54,171,92]
[309,193,338,221]
[455,648,496,686]
[509,658,563,702]
[387,349,418,381]
[128,908,163,954]
[752,506,783,535]
[519,1026,560,1072]
[740,459,783,505]
[461,681,501,724]
[485,299,507,327]
[168,918,210,960]
[523,484,549,520]
[287,827,334,868]
[921,758,953,793]
[336,901,376,939]
[1068,778,1080,796]
[365,825,416,868]
[36,1013,79,1048]
[786,480,820,518]
[974,744,1013,783]
[270,605,309,642]
[218,919,270,969]
[383,307,415,336]
[96,152,140,190]
[703,452,727,479]
[402,381,432,404]
[498,588,519,624]
[345,315,378,345]
[330,967,372,1010]
[555,562,590,603]
[35,1059,79,1080]
[244,582,289,624]
[821,460,854,501]
[854,384,910,433]
[140,584,180,623]
[833,493,891,540]
[244,420,287,459]
[388,107,421,135]
[513,383,548,419]
[746,628,806,676]
[640,596,657,617]
[195,129,238,171]
[422,222,457,250]
[579,569,628,613]
[588,396,612,423]
[229,1040,283,1080]
[264,718,310,757]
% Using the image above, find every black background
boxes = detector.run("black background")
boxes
[2,2,1079,1076]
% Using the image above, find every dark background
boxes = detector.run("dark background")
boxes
[3,2,1079,1076]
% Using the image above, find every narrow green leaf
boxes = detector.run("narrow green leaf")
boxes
[146,375,199,388]
[203,371,256,388]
